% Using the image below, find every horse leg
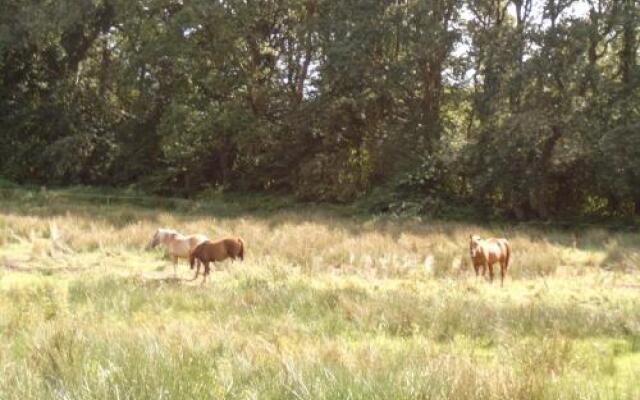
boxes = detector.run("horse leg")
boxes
[500,261,506,287]
[202,262,210,285]
[171,255,178,277]
[191,259,200,281]
[488,263,494,283]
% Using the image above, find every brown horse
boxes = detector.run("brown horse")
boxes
[469,234,511,286]
[189,236,244,284]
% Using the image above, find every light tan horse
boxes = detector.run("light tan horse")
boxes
[146,228,208,276]
[469,234,511,287]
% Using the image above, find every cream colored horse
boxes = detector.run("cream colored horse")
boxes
[146,228,208,276]
[469,234,511,287]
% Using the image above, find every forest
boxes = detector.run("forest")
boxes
[1,0,639,219]
[1,3,640,398]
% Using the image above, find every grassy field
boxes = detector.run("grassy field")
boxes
[0,188,639,399]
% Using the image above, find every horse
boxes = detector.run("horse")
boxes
[469,234,511,287]
[189,236,244,284]
[146,228,208,276]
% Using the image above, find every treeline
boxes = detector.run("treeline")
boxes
[0,0,638,219]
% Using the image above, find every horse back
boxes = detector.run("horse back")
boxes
[188,234,208,248]
[220,236,243,259]
[197,237,243,262]
[481,238,509,262]
[490,238,510,261]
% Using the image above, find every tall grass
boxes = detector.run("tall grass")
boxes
[0,190,639,399]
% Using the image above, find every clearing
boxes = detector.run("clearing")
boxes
[0,189,639,399]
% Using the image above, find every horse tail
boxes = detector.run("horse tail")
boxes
[189,248,197,269]
[237,237,244,260]
[504,240,511,270]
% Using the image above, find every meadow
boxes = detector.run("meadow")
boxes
[0,188,639,399]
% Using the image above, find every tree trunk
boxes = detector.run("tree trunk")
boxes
[619,1,637,94]
[421,59,443,147]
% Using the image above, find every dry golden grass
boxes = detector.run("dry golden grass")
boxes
[0,190,638,399]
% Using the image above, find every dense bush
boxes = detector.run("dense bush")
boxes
[1,0,638,218]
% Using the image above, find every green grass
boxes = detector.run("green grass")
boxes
[0,189,639,399]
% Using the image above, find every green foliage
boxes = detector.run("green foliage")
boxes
[0,0,639,219]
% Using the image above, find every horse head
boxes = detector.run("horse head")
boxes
[146,230,160,250]
[146,228,179,250]
[469,234,482,258]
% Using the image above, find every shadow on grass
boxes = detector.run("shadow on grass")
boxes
[1,258,97,275]
[136,271,205,286]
